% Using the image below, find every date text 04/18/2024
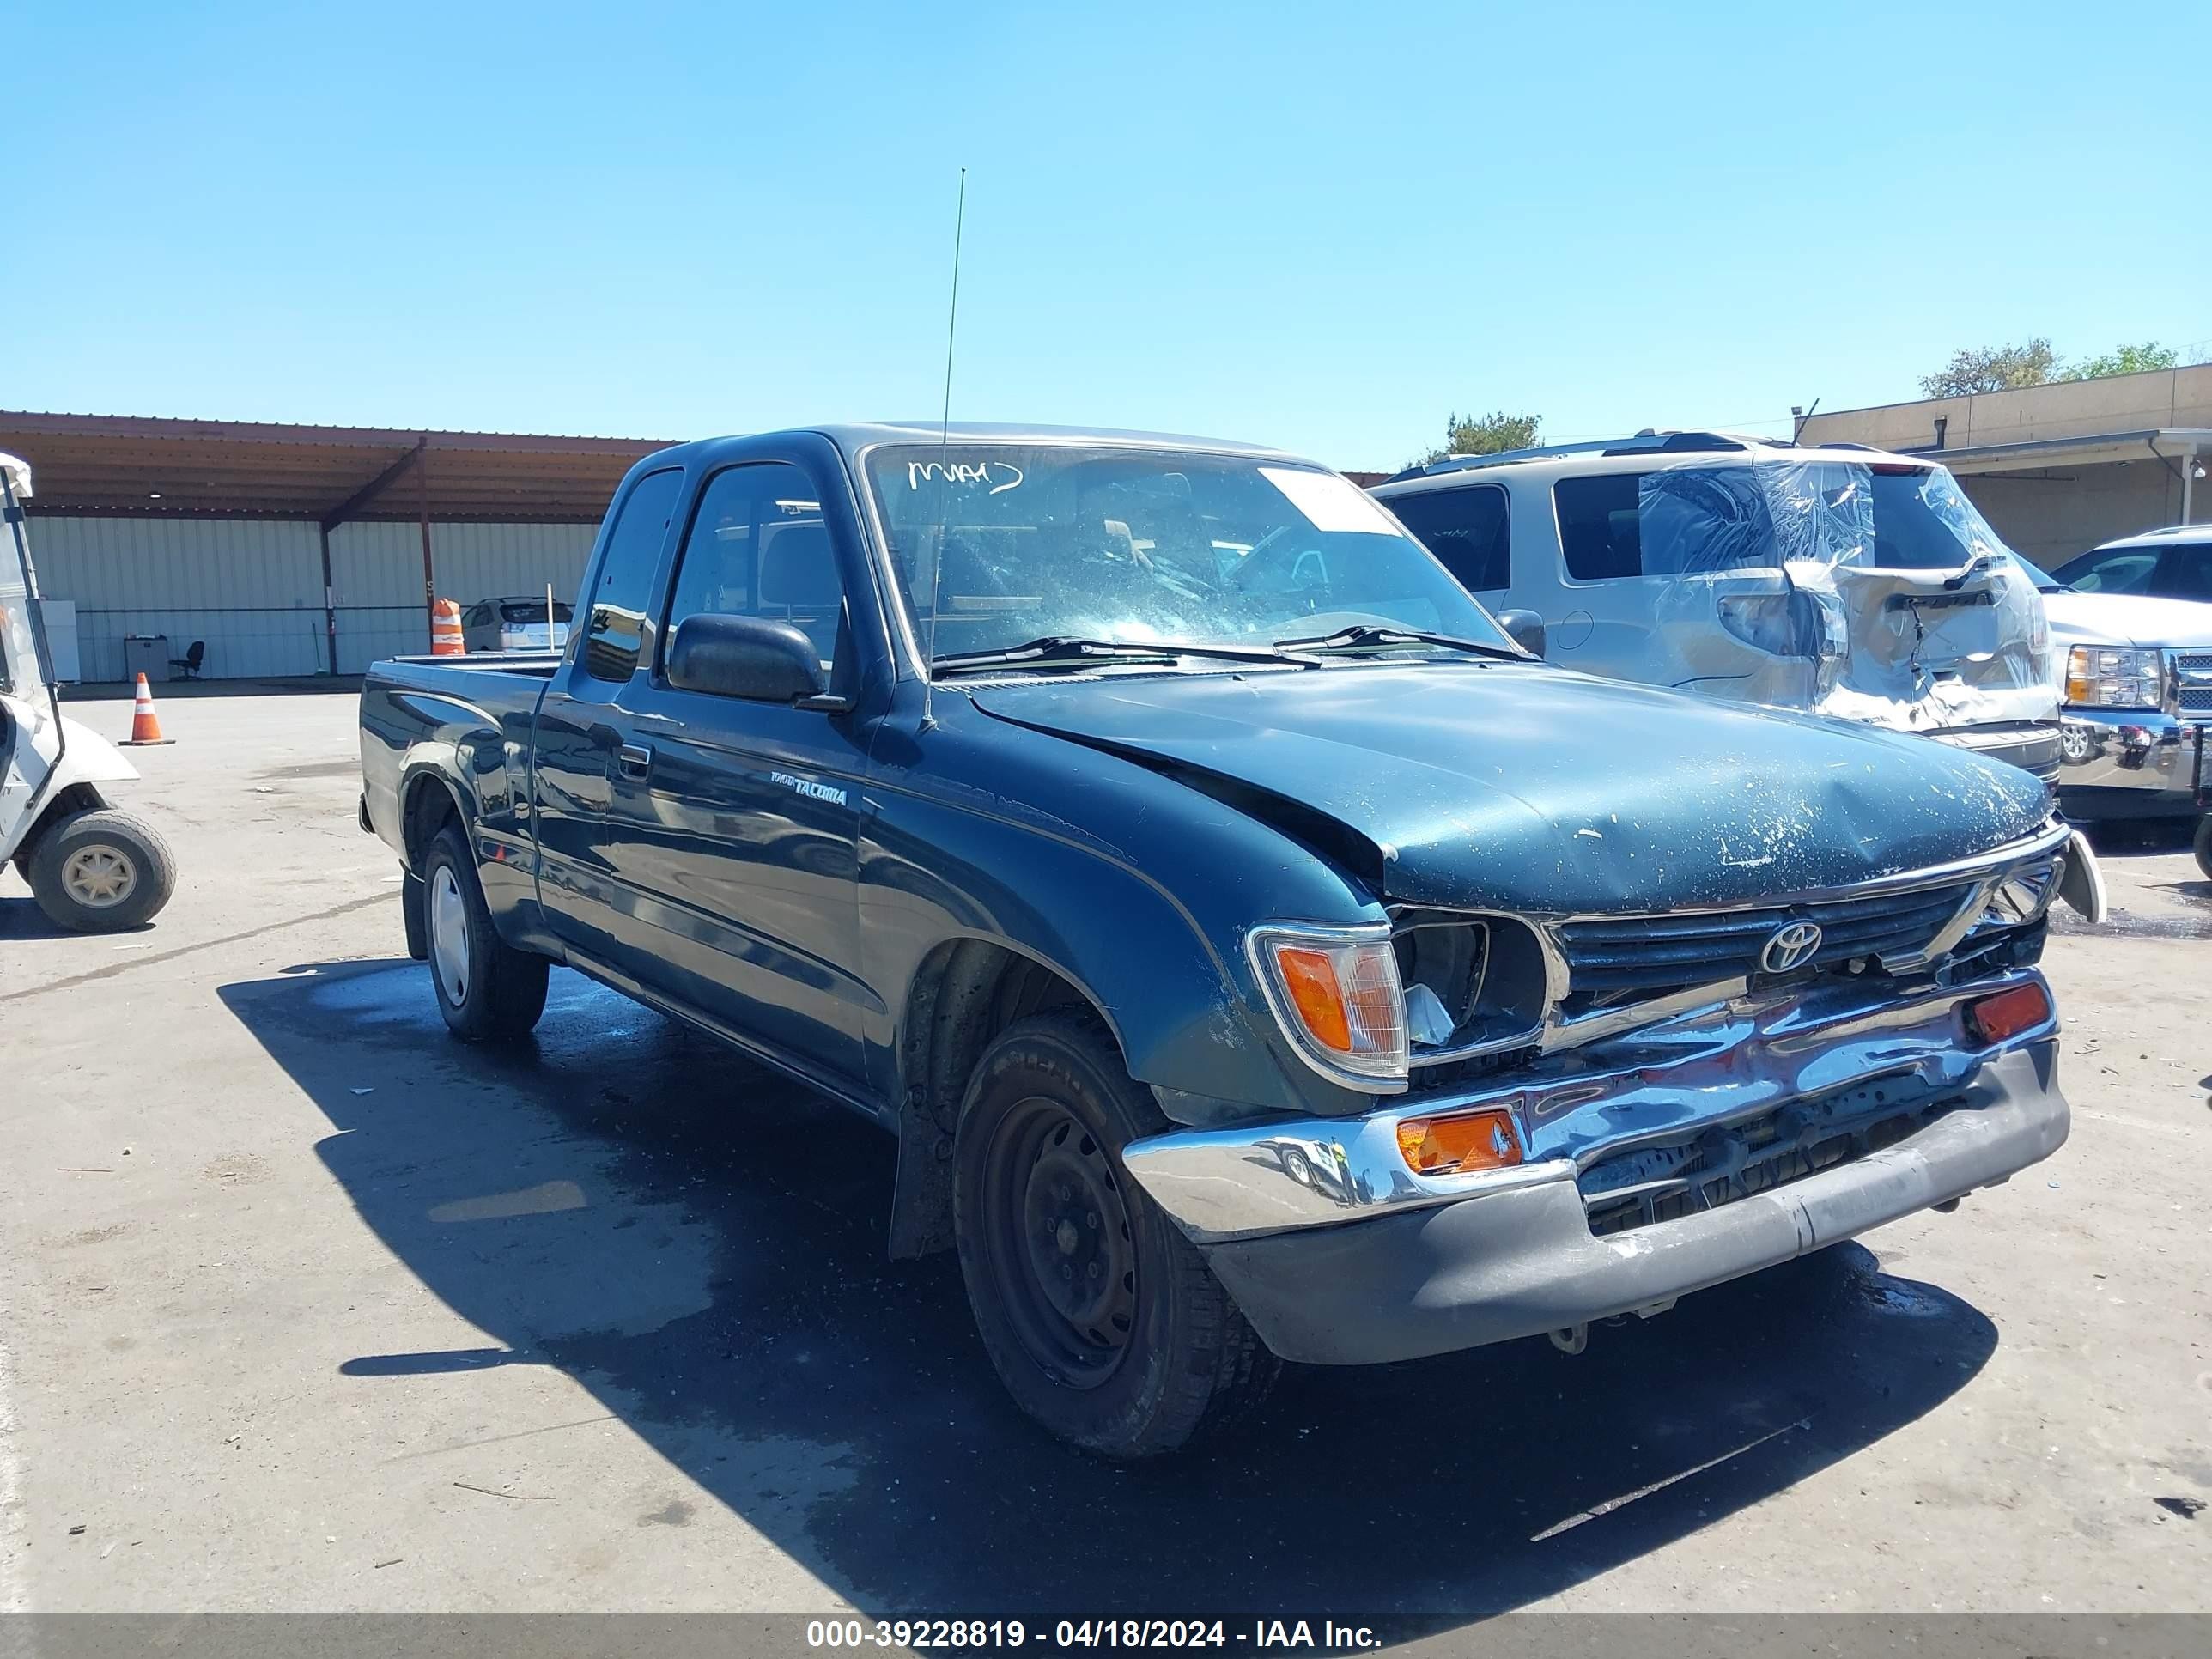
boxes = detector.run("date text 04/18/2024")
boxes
[804,1621,1382,1650]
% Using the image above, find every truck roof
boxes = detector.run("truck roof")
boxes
[659,422,1308,467]
[2091,523,2212,551]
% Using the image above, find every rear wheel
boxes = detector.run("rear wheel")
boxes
[2195,816,2212,882]
[422,825,548,1042]
[953,1012,1279,1458]
[27,809,176,932]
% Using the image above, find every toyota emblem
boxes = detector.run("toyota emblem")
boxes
[1759,921,1823,975]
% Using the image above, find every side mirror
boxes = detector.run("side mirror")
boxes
[1495,608,1546,659]
[665,613,847,708]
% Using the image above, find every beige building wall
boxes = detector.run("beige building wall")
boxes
[1964,466,2188,568]
[1798,363,2212,453]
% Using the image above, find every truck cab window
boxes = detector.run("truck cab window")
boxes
[665,462,848,676]
[582,467,683,682]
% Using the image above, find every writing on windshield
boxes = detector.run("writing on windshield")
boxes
[863,445,1512,663]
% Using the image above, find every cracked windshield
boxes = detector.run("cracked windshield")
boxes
[864,444,1514,662]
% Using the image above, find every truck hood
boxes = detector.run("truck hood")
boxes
[2040,589,2212,650]
[966,663,2051,915]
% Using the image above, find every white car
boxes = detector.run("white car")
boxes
[459,597,573,653]
[2014,543,2212,830]
[1373,431,2063,782]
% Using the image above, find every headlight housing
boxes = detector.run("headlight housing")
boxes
[2064,645,2164,708]
[1247,925,1407,1091]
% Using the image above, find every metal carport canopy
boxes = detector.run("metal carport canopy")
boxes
[1911,426,2212,524]
[0,410,682,667]
[0,410,678,525]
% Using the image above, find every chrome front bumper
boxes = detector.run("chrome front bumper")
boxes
[1121,974,2068,1365]
[2057,709,2209,812]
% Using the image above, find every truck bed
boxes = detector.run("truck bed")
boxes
[358,654,555,863]
[377,652,562,674]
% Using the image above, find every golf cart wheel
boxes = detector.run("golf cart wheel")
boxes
[422,824,548,1042]
[2196,816,2212,882]
[952,1011,1280,1459]
[27,809,176,932]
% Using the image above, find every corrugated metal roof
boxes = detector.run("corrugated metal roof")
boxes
[0,410,681,524]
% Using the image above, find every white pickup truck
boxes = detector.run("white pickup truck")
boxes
[2015,538,2212,872]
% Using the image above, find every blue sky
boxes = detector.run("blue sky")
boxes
[10,2,2206,470]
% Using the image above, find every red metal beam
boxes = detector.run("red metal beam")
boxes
[416,435,436,625]
[319,440,426,531]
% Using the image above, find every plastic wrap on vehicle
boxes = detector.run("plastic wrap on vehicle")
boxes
[1638,460,2053,736]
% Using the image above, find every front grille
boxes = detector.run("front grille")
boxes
[1552,879,1978,1009]
[2176,652,2212,714]
[1579,1074,1966,1237]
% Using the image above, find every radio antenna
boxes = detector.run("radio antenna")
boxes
[921,166,966,731]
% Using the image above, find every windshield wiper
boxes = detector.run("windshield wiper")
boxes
[933,635,1314,675]
[1270,623,1527,661]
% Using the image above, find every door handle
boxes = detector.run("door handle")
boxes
[616,742,653,779]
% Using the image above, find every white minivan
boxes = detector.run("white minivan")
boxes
[1374,431,2062,781]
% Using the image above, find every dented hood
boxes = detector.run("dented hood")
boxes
[968,663,2052,915]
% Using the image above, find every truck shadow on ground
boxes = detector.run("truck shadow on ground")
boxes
[220,957,1999,1620]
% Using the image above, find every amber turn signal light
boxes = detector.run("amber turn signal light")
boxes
[1395,1107,1523,1176]
[1261,937,1407,1073]
[1962,981,2051,1047]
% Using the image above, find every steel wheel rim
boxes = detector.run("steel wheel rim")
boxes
[430,865,471,1007]
[981,1095,1139,1389]
[61,844,137,909]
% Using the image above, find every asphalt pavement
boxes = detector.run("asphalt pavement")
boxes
[3,690,2206,1624]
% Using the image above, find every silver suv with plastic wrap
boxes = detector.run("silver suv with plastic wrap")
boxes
[1374,430,2063,782]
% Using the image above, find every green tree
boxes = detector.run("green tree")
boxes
[1413,410,1541,468]
[2060,342,2179,381]
[1918,339,2057,398]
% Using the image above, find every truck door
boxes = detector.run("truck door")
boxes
[531,465,687,964]
[599,453,872,1088]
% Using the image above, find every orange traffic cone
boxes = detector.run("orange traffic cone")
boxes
[120,672,174,746]
[429,599,465,656]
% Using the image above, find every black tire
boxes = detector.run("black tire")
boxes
[2196,816,2212,883]
[27,809,176,932]
[422,824,548,1042]
[952,1011,1280,1458]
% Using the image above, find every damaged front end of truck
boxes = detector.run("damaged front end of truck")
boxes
[1121,811,2087,1366]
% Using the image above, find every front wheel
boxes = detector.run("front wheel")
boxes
[2195,816,2212,882]
[953,1012,1280,1458]
[422,825,548,1042]
[27,809,177,932]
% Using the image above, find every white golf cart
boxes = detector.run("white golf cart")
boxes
[2,451,176,930]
